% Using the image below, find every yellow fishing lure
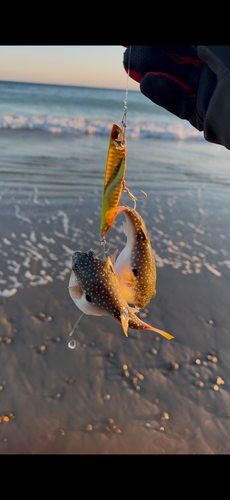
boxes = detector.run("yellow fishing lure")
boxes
[101,123,126,237]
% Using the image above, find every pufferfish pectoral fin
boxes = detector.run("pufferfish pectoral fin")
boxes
[69,285,83,299]
[125,271,135,288]
[69,270,83,299]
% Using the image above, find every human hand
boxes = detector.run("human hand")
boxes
[124,46,230,150]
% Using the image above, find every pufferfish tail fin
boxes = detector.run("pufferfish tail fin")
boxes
[147,326,174,340]
[128,306,174,339]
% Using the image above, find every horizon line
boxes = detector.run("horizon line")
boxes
[0,78,139,92]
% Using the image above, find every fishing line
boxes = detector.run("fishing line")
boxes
[100,47,132,251]
[68,312,84,349]
[121,47,148,207]
[121,45,132,130]
[112,46,132,150]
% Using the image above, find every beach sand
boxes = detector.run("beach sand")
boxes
[1,247,230,454]
[0,130,230,454]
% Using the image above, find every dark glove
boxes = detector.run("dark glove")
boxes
[124,45,230,150]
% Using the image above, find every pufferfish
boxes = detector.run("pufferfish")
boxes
[106,205,156,309]
[69,249,173,339]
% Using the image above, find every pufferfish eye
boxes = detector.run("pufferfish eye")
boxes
[86,294,92,302]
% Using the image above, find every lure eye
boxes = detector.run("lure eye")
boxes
[111,130,119,140]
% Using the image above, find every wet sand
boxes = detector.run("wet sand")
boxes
[0,133,230,453]
[1,260,230,454]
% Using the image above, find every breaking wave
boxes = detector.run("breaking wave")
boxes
[0,112,204,141]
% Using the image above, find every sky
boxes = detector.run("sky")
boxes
[0,46,140,90]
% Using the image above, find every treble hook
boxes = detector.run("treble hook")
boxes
[123,185,147,210]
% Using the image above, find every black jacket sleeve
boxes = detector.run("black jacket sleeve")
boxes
[123,45,230,150]
[195,45,230,150]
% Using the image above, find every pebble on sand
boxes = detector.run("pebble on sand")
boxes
[5,337,11,345]
[207,354,218,363]
[2,416,9,422]
[216,376,225,385]
[195,380,204,388]
[160,411,169,421]
[111,425,121,433]
[122,364,130,377]
[38,312,52,322]
[0,415,11,423]
[0,337,12,345]
[65,377,74,385]
[39,345,46,353]
[85,424,93,432]
[168,362,179,374]
[131,376,140,390]
[105,418,121,434]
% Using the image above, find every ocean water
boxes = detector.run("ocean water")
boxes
[0,80,203,138]
[0,80,230,298]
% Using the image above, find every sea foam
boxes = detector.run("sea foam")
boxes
[0,112,204,141]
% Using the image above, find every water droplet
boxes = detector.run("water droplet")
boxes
[68,340,76,349]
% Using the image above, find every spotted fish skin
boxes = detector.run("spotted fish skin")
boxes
[69,249,173,338]
[106,206,156,309]
[70,249,129,324]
